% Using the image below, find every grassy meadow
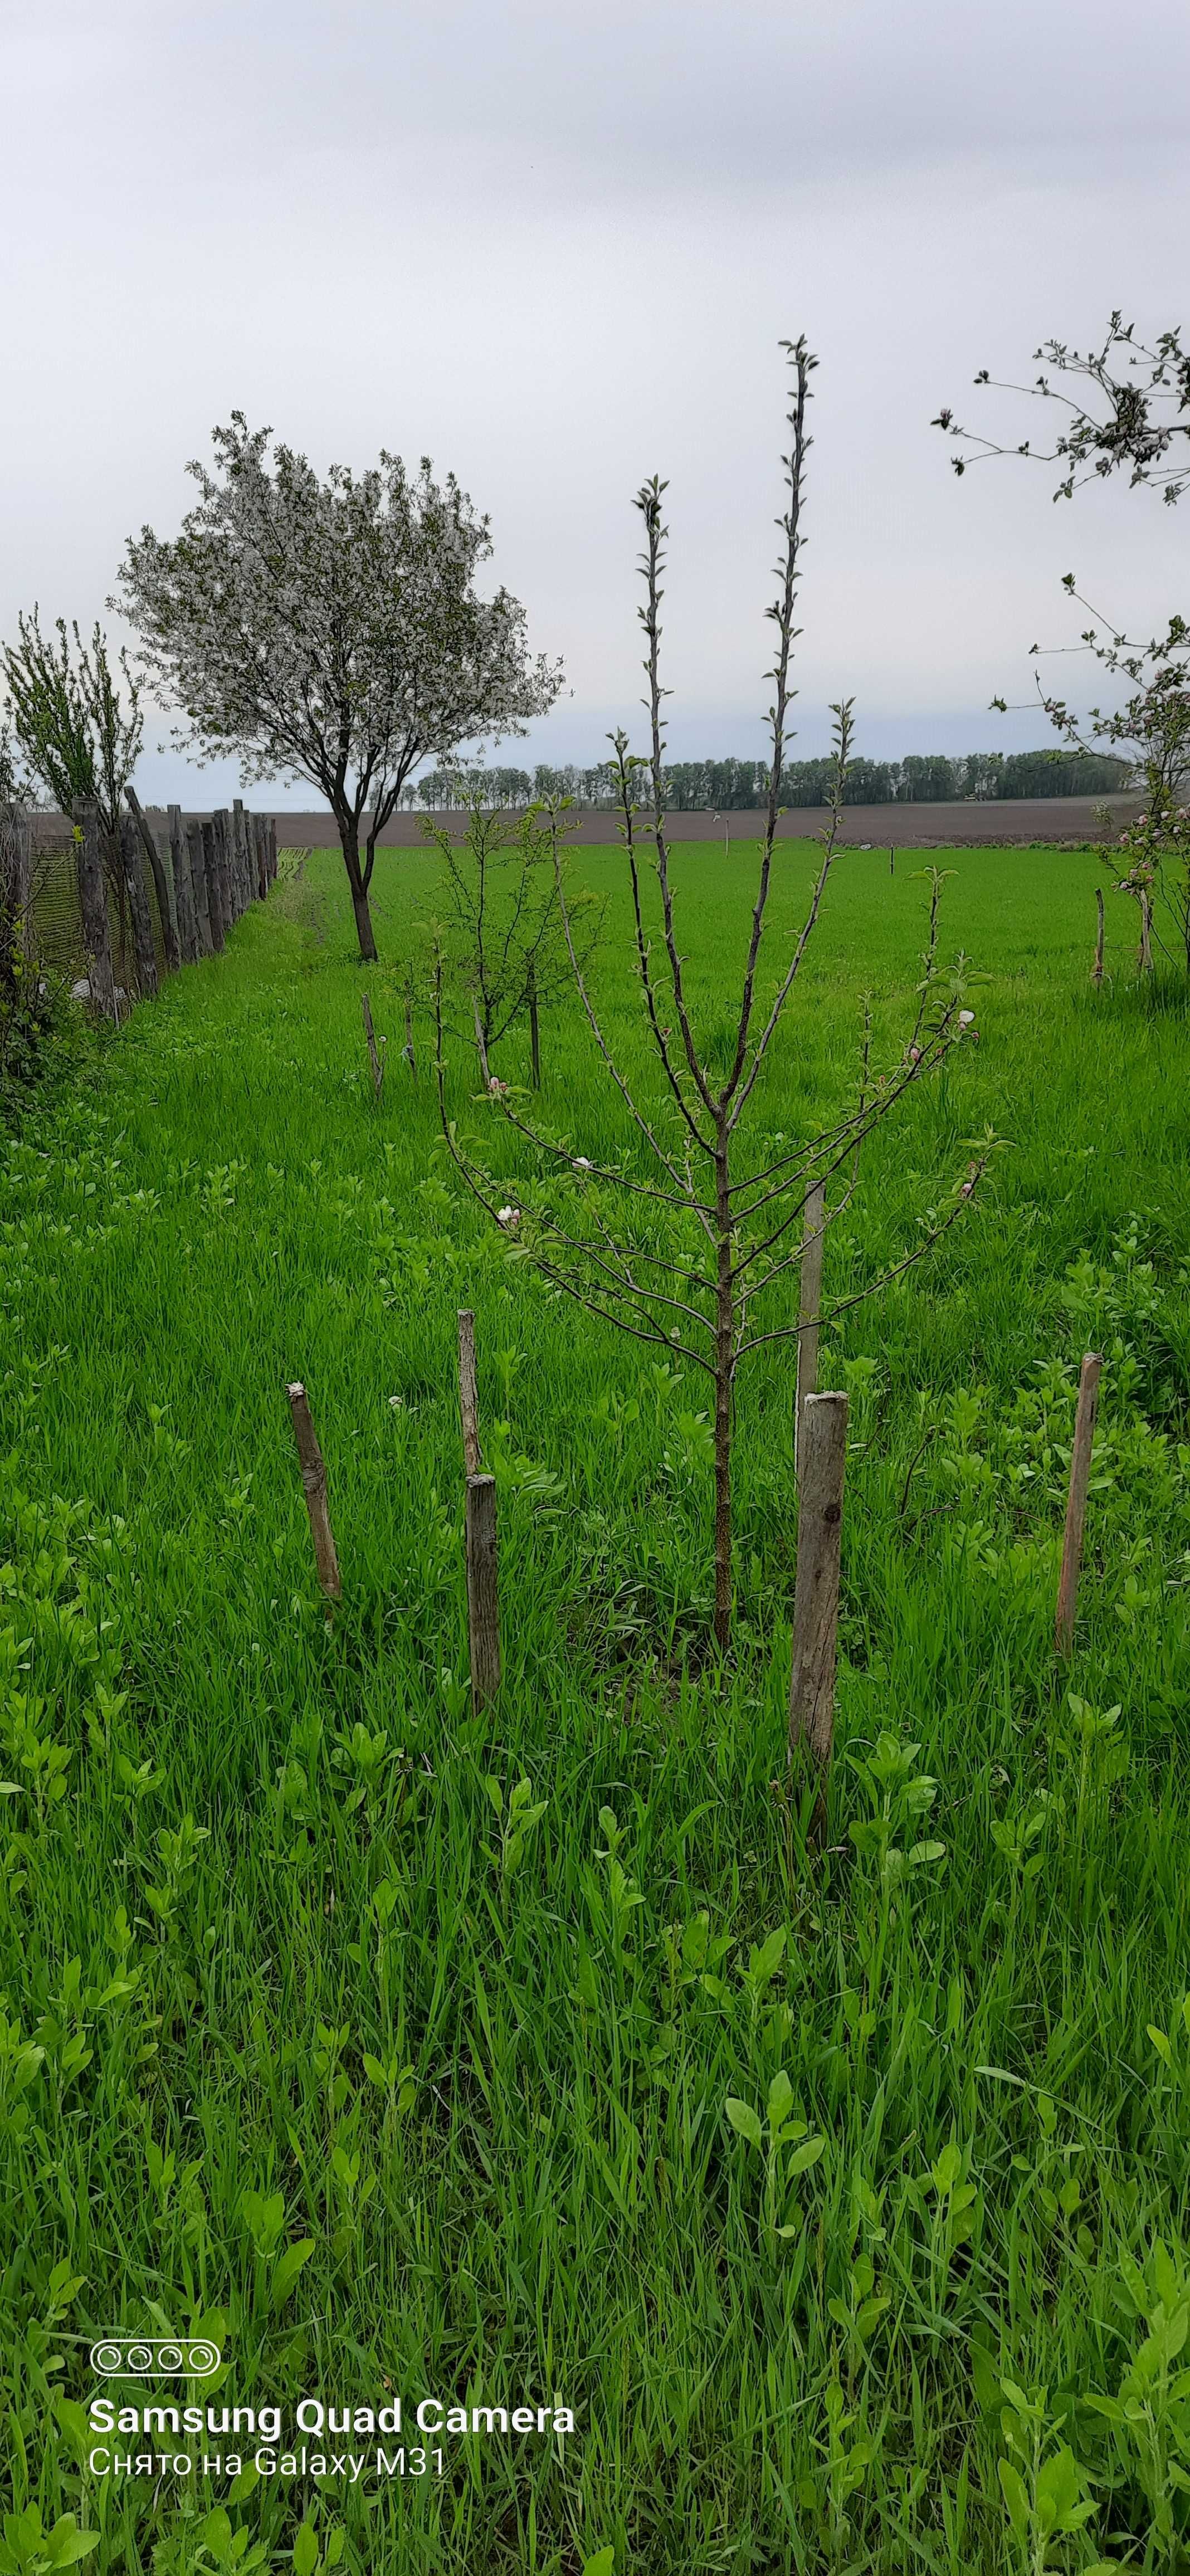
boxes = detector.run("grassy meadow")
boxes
[2,833,1190,2574]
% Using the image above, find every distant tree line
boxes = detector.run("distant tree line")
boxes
[408,746,1130,811]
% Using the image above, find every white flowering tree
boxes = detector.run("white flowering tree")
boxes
[116,417,563,962]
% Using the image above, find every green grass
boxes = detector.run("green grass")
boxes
[2,837,1189,2574]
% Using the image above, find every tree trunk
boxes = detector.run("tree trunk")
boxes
[1093,886,1105,986]
[1139,888,1153,975]
[120,812,159,998]
[528,954,540,1087]
[202,821,225,951]
[71,802,116,1018]
[337,814,378,961]
[713,1134,734,1656]
[126,786,181,972]
[188,821,212,955]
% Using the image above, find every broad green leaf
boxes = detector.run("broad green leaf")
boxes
[997,2459,1030,2547]
[787,2135,826,2176]
[270,2237,315,2312]
[293,2525,319,2576]
[725,2097,763,2150]
[767,2069,794,2132]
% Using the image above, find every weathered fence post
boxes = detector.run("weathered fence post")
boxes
[286,1382,342,1600]
[253,813,267,899]
[788,1388,849,1848]
[0,806,33,974]
[71,801,117,1018]
[465,1472,500,1711]
[119,811,159,998]
[1055,1352,1103,1657]
[202,821,225,951]
[214,811,235,929]
[188,821,212,955]
[232,800,250,914]
[795,1179,825,1480]
[1093,886,1105,987]
[169,806,198,963]
[267,818,278,885]
[361,993,385,1096]
[126,786,181,972]
[457,1307,481,1475]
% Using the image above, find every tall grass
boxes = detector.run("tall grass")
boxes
[1,838,1188,2573]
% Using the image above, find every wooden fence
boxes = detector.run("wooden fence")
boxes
[21,798,279,1013]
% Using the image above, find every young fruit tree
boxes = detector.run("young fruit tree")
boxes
[436,339,988,1655]
[1025,590,1190,977]
[423,779,603,1087]
[115,418,564,962]
[933,313,1190,505]
[1,611,148,992]
[934,318,1190,976]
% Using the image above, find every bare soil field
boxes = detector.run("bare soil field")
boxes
[32,793,1141,853]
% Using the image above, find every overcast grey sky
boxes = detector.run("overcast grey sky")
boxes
[3,0,1188,803]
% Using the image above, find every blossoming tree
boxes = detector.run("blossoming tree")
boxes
[116,418,563,962]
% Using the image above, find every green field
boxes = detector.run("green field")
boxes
[3,837,1190,2574]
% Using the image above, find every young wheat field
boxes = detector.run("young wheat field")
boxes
[3,836,1190,2575]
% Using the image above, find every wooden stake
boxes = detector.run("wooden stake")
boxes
[361,992,385,1096]
[795,1180,826,1480]
[889,845,895,876]
[1139,888,1153,975]
[404,978,417,1080]
[286,1381,342,1599]
[1093,886,1105,986]
[465,1471,500,1710]
[1055,1351,1102,1657]
[457,1307,481,1475]
[788,1388,849,1847]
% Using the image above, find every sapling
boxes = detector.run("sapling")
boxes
[437,338,986,1652]
[424,780,602,1084]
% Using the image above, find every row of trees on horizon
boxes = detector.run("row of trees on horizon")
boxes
[407,746,1130,811]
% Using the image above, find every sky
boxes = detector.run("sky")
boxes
[2,0,1188,806]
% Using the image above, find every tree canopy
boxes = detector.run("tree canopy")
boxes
[116,416,563,959]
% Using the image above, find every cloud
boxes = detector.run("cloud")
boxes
[2,0,1187,800]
